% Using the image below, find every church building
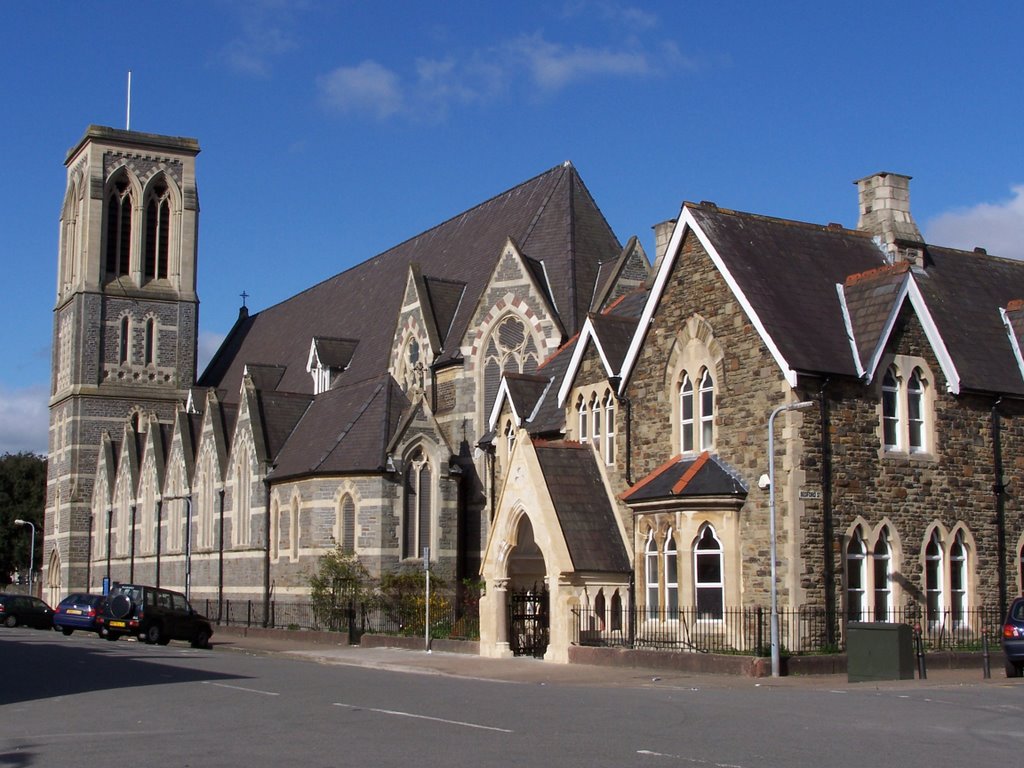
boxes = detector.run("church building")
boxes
[43,124,1024,665]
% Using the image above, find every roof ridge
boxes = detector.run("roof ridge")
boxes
[245,163,573,317]
[845,260,911,286]
[687,201,873,237]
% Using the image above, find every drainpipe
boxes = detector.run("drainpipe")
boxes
[106,506,112,586]
[992,398,1007,618]
[263,475,272,628]
[819,380,836,647]
[218,488,225,621]
[129,504,136,583]
[155,501,162,588]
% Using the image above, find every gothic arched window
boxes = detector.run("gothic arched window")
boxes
[846,528,867,622]
[402,448,432,560]
[144,179,171,281]
[482,315,540,418]
[105,177,132,278]
[694,524,724,620]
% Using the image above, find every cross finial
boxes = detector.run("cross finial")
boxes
[240,290,249,308]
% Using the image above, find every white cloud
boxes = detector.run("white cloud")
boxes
[925,185,1024,260]
[317,61,404,119]
[0,384,49,457]
[222,17,297,76]
[505,33,651,91]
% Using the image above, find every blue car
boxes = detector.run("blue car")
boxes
[53,593,106,636]
[1002,596,1024,677]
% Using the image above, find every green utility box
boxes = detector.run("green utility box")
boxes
[846,622,915,682]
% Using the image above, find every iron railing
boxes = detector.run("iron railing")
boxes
[204,597,480,641]
[574,604,1003,655]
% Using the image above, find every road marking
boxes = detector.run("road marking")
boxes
[333,702,513,733]
[637,749,743,767]
[202,681,280,696]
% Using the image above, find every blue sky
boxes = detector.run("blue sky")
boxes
[2,1,1022,456]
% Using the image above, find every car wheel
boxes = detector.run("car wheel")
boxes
[4,615,16,628]
[144,624,164,645]
[191,628,211,649]
[1006,660,1023,678]
[109,594,133,620]
[61,627,74,636]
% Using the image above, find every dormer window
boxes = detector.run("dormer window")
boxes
[306,337,359,395]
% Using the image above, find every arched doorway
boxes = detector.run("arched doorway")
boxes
[506,515,548,657]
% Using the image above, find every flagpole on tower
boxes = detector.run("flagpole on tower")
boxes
[126,70,132,131]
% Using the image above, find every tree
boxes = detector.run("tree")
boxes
[309,547,371,630]
[0,452,46,587]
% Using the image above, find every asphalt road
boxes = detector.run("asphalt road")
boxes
[2,627,1024,767]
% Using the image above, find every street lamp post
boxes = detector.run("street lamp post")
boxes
[767,400,814,678]
[163,496,193,600]
[14,519,36,596]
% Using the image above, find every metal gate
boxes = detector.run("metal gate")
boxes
[508,586,549,658]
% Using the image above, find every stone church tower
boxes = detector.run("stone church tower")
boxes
[44,126,200,603]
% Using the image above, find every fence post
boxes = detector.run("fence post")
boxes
[914,622,927,679]
[757,607,765,656]
[982,629,991,679]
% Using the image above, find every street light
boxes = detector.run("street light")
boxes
[14,519,36,596]
[767,400,814,678]
[163,496,193,600]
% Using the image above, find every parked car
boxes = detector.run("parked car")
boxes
[1002,596,1024,677]
[0,593,54,629]
[98,584,212,648]
[53,593,107,636]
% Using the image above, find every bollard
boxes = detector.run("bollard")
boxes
[982,630,991,679]
[914,622,927,680]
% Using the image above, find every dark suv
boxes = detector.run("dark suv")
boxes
[99,584,212,648]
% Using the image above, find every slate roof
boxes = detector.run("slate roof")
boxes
[840,262,911,373]
[685,204,1024,396]
[913,246,1024,396]
[311,337,359,370]
[588,312,639,374]
[534,442,630,573]
[199,163,621,405]
[269,375,409,481]
[687,205,885,378]
[620,452,748,503]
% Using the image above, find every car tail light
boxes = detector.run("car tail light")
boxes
[1004,624,1023,639]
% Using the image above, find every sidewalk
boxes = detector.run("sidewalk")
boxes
[211,625,1013,691]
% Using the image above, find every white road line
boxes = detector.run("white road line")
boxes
[202,681,280,696]
[333,702,513,733]
[637,749,743,767]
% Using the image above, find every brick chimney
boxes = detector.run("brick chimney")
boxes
[855,172,925,266]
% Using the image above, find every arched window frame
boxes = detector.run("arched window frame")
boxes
[481,312,542,421]
[698,369,714,450]
[401,447,433,560]
[143,177,172,282]
[881,359,932,456]
[925,529,944,630]
[694,524,724,621]
[644,530,659,620]
[144,317,156,367]
[119,315,131,365]
[603,391,616,465]
[339,494,356,552]
[950,530,968,627]
[873,527,893,622]
[663,530,678,616]
[577,395,588,443]
[846,528,868,622]
[679,373,694,453]
[105,174,133,279]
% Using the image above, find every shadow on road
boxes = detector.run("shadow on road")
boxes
[0,630,249,706]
